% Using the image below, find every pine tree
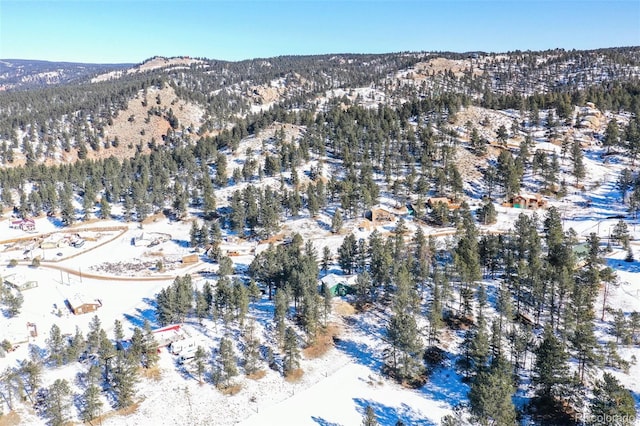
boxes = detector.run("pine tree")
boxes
[3,291,23,317]
[0,367,20,411]
[45,378,72,426]
[243,321,261,376]
[87,315,103,353]
[571,139,585,185]
[338,233,357,274]
[215,152,228,187]
[590,373,636,426]
[496,283,514,335]
[362,405,379,426]
[300,282,321,344]
[194,346,207,384]
[19,359,42,402]
[612,220,630,249]
[428,269,444,345]
[469,314,490,374]
[385,311,424,383]
[386,265,424,384]
[274,288,288,344]
[331,208,343,233]
[97,329,116,380]
[65,326,86,364]
[112,351,138,408]
[248,279,261,303]
[477,201,497,225]
[219,336,238,386]
[496,124,509,145]
[283,326,300,375]
[354,270,373,309]
[129,327,145,363]
[81,364,103,422]
[232,279,250,326]
[322,282,333,326]
[142,320,160,368]
[114,319,125,342]
[321,246,332,273]
[100,195,111,219]
[604,119,620,153]
[468,355,517,426]
[195,288,208,324]
[571,321,600,383]
[47,323,66,366]
[532,327,569,404]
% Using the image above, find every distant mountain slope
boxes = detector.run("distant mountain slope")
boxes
[0,59,132,90]
[0,48,638,168]
[91,56,205,82]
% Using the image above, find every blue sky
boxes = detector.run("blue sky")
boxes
[1,0,638,63]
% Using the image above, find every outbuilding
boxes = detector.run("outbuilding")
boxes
[67,294,102,315]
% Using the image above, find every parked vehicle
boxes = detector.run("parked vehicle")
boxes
[178,349,196,364]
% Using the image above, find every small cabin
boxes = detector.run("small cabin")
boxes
[182,254,199,264]
[320,273,356,297]
[366,208,395,224]
[67,295,102,315]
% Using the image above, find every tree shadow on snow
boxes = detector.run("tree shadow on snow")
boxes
[315,218,332,233]
[632,391,640,413]
[419,357,469,409]
[333,337,382,371]
[46,215,67,228]
[607,257,640,273]
[311,417,341,426]
[353,398,436,426]
[172,238,190,248]
[123,298,158,328]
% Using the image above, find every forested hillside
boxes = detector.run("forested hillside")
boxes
[1,47,640,425]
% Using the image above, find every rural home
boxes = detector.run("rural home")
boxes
[67,294,102,315]
[366,207,395,224]
[219,244,255,257]
[427,197,461,210]
[152,324,191,348]
[2,274,38,291]
[10,218,35,232]
[572,242,590,268]
[320,273,357,297]
[503,194,547,209]
[15,280,38,291]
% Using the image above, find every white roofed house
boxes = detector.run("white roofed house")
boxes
[67,294,102,315]
[10,218,36,232]
[320,273,357,297]
[152,324,191,349]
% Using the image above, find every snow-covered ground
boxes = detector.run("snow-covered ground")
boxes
[2,106,640,425]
